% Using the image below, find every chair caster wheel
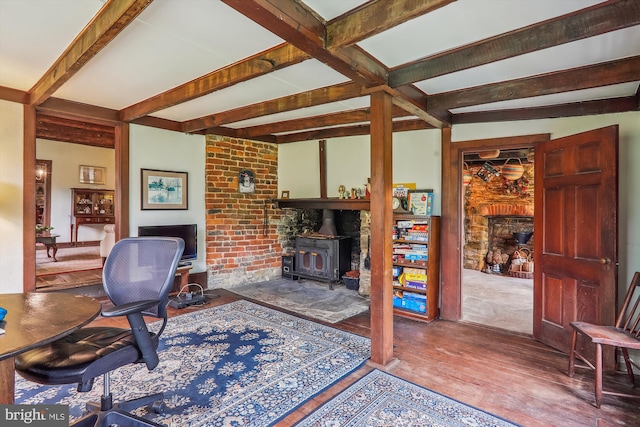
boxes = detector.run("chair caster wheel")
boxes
[150,400,166,414]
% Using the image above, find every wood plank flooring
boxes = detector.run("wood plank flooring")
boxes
[88,289,640,427]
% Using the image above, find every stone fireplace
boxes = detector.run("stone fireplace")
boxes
[463,161,535,274]
[276,206,370,294]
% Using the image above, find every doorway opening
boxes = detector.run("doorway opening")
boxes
[32,114,118,293]
[460,148,534,334]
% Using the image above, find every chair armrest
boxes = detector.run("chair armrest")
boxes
[101,299,160,317]
[102,299,162,370]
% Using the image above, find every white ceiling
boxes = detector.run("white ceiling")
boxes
[1,0,638,136]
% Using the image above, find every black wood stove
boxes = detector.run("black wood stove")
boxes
[292,209,352,288]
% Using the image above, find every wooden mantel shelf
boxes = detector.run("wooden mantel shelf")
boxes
[275,198,370,210]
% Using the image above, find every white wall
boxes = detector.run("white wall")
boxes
[0,100,24,293]
[36,139,116,242]
[277,140,320,198]
[129,125,207,274]
[279,129,443,214]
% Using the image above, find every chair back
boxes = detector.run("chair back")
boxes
[616,271,640,338]
[102,237,184,318]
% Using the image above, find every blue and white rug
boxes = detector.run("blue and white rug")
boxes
[295,369,520,427]
[15,300,371,426]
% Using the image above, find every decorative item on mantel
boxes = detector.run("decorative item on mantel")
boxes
[338,185,347,199]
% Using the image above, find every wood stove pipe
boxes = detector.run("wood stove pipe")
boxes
[318,209,337,236]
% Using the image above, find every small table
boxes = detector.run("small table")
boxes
[0,293,102,404]
[174,265,192,292]
[36,233,60,261]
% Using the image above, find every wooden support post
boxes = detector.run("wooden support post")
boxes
[368,89,395,367]
[319,139,327,198]
[440,127,459,320]
[115,122,129,240]
[23,105,36,293]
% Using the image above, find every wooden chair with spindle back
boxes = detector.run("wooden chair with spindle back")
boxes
[568,271,640,407]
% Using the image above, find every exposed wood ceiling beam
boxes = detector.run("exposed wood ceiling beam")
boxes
[326,0,454,49]
[119,43,310,121]
[236,105,411,138]
[37,98,121,125]
[222,0,387,85]
[272,119,430,144]
[36,114,115,148]
[131,116,190,133]
[390,0,640,87]
[29,0,153,106]
[428,56,640,112]
[222,0,445,128]
[0,86,29,104]
[182,82,365,132]
[453,96,639,124]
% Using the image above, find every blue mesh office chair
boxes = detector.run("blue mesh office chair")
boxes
[16,237,184,427]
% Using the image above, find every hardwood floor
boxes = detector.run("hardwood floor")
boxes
[88,289,639,427]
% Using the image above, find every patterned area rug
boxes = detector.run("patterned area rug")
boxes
[231,278,370,323]
[296,369,520,427]
[16,300,371,426]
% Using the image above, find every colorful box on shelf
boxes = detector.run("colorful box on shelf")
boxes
[405,254,428,262]
[405,281,427,291]
[400,267,427,282]
[401,296,426,313]
[404,235,429,242]
[399,273,427,284]
[393,295,403,308]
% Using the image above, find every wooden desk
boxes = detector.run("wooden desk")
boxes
[36,233,60,261]
[0,293,101,404]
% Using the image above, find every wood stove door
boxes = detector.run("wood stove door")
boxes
[296,246,331,280]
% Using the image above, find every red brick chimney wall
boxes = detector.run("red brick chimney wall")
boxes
[205,135,282,288]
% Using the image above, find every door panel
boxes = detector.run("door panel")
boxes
[543,188,564,255]
[534,126,618,367]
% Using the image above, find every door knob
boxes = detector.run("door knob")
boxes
[599,258,611,265]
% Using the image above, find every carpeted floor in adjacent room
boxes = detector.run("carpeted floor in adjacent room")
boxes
[36,246,102,291]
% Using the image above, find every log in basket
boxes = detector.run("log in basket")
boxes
[510,248,534,278]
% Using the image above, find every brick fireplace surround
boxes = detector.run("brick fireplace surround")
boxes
[205,135,282,288]
[204,134,371,294]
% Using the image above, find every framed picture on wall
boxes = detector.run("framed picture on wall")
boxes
[141,169,188,210]
[79,165,106,185]
[239,169,255,193]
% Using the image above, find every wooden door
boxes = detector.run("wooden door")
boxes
[534,126,618,365]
